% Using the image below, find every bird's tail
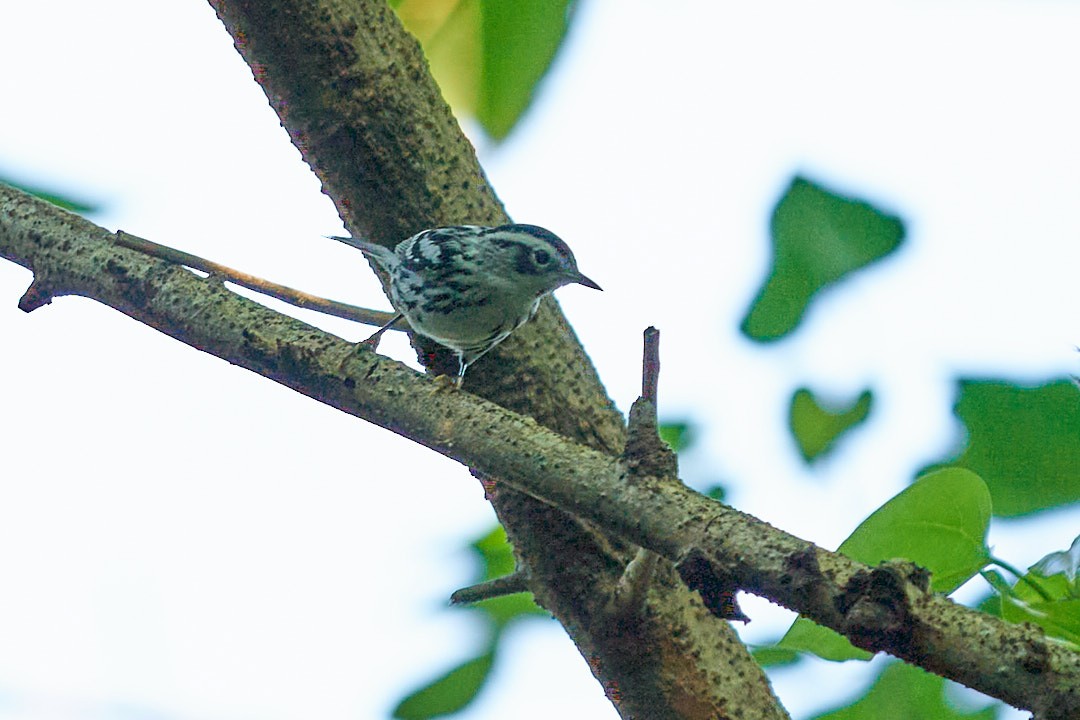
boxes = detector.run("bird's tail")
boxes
[326,235,395,264]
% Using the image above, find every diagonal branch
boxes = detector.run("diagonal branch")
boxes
[1,183,785,720]
[203,1,785,718]
[3,184,1078,719]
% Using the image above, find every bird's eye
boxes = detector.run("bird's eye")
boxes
[532,249,551,266]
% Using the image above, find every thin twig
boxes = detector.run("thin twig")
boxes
[450,572,530,605]
[113,230,399,328]
[642,325,660,404]
[623,326,676,477]
[607,327,670,619]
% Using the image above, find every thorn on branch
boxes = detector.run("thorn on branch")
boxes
[450,571,530,605]
[605,547,661,620]
[18,278,53,313]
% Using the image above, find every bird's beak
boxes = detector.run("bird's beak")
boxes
[575,272,602,291]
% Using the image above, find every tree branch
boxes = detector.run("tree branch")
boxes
[202,1,785,718]
[450,572,530,606]
[3,186,1077,718]
[1,182,784,719]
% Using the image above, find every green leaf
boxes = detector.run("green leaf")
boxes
[838,467,992,591]
[988,566,1080,649]
[780,614,873,662]
[1,175,99,214]
[470,591,548,627]
[393,651,496,719]
[393,0,479,118]
[1003,597,1080,649]
[1032,535,1080,585]
[704,483,727,503]
[979,569,1015,607]
[780,468,992,660]
[658,421,693,453]
[808,661,998,720]
[467,525,546,626]
[471,525,517,581]
[789,387,873,463]
[392,526,545,718]
[749,644,801,668]
[930,379,1080,516]
[391,0,575,140]
[741,176,905,342]
[478,0,575,139]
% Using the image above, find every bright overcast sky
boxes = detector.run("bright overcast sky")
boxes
[1,1,1078,719]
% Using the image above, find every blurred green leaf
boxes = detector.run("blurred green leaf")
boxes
[789,387,873,463]
[780,468,992,660]
[780,613,873,662]
[749,644,801,668]
[391,0,575,139]
[1002,597,1080,649]
[1032,535,1080,585]
[472,525,517,581]
[741,176,905,342]
[393,0,479,117]
[658,421,693,453]
[986,564,1080,649]
[929,379,1080,516]
[807,661,998,720]
[467,525,546,625]
[394,525,547,718]
[393,651,496,719]
[479,0,574,139]
[1009,604,1080,649]
[704,483,727,503]
[1,176,98,214]
[979,569,1014,609]
[471,591,548,627]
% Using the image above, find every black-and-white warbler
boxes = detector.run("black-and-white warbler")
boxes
[333,224,601,382]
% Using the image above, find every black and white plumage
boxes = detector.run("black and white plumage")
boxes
[334,224,601,381]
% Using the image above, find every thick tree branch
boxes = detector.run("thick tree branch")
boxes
[202,1,786,718]
[207,0,619,424]
[3,186,1077,719]
[1,184,784,720]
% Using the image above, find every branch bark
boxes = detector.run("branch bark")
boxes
[7,0,1079,718]
[3,185,1079,719]
[200,1,787,718]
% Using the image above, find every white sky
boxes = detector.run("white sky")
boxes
[1,1,1078,718]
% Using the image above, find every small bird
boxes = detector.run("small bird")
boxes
[333,224,601,383]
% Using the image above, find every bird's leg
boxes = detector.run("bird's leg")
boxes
[433,355,467,390]
[454,356,468,388]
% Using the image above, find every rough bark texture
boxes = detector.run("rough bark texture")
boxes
[205,1,786,716]
[4,186,1079,718]
[7,0,789,714]
[207,1,793,718]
